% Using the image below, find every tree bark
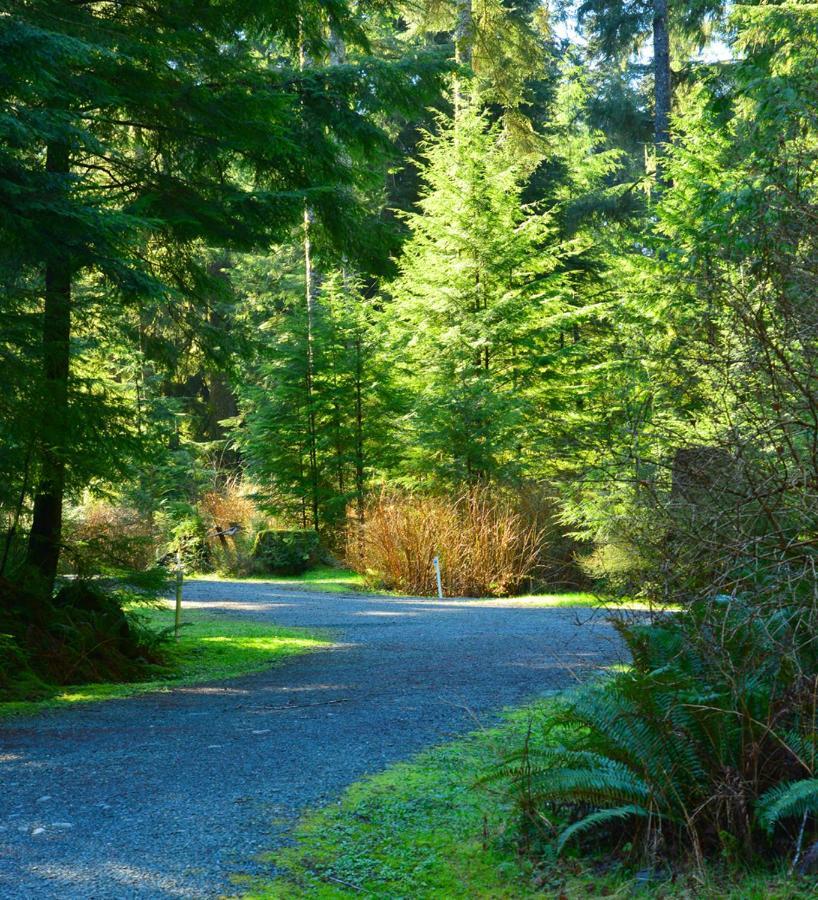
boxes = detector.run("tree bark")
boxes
[25,142,72,593]
[303,204,320,533]
[454,0,473,110]
[300,38,321,533]
[653,0,671,152]
[354,333,365,528]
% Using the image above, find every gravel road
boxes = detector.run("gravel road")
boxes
[0,582,623,899]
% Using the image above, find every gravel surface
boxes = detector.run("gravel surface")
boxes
[0,582,623,899]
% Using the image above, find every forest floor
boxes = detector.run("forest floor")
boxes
[244,700,812,900]
[0,580,620,899]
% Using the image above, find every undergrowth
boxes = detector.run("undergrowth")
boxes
[235,701,816,899]
[0,604,330,717]
[486,600,818,874]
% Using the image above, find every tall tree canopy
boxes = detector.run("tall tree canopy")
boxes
[0,0,444,590]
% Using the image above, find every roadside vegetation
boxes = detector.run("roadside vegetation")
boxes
[240,701,817,900]
[0,602,329,718]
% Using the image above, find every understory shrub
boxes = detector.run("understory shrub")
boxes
[251,528,321,575]
[487,598,818,871]
[61,502,156,576]
[198,481,263,575]
[348,486,546,597]
[0,576,170,700]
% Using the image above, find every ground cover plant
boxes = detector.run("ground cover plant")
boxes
[488,603,818,874]
[238,701,817,899]
[0,602,329,718]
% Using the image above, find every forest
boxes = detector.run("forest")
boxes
[2,0,818,897]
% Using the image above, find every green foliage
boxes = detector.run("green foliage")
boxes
[389,99,570,484]
[236,260,397,534]
[0,577,169,701]
[252,529,322,576]
[487,600,818,865]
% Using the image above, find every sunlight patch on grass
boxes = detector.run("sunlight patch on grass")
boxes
[495,593,681,611]
[0,606,330,719]
[237,700,814,900]
[188,566,368,593]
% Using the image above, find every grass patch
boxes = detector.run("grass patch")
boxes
[238,701,815,899]
[188,566,369,594]
[0,605,330,719]
[498,592,679,610]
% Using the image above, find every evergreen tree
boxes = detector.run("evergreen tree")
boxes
[236,259,397,533]
[389,101,568,484]
[0,0,443,591]
[565,0,728,156]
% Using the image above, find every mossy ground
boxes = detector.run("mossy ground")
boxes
[236,702,815,899]
[0,605,330,719]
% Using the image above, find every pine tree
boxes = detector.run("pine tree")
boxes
[236,261,396,533]
[567,0,728,156]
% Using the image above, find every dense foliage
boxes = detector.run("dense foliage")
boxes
[3,0,818,882]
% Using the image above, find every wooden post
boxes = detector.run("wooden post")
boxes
[174,549,183,640]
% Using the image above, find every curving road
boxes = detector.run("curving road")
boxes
[0,582,622,899]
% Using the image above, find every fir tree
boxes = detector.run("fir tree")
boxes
[389,101,567,484]
[236,260,397,534]
[0,0,444,591]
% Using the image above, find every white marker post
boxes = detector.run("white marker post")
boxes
[433,556,444,599]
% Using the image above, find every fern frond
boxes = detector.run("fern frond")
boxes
[556,804,655,854]
[756,779,818,832]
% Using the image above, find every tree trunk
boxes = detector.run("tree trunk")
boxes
[300,38,321,533]
[354,333,365,528]
[303,203,320,533]
[653,0,671,152]
[25,142,72,593]
[454,0,473,67]
[454,0,473,110]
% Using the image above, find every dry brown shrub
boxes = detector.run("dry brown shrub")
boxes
[62,503,156,573]
[198,480,264,575]
[198,482,257,532]
[348,486,546,597]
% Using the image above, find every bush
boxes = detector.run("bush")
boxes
[163,509,212,572]
[347,486,546,597]
[0,577,169,700]
[198,481,263,575]
[487,598,818,869]
[252,529,321,575]
[61,502,156,576]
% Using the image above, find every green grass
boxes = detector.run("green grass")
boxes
[188,565,369,594]
[0,605,331,719]
[236,701,815,900]
[494,592,679,610]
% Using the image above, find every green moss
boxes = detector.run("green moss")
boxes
[0,605,330,719]
[238,702,816,899]
[251,529,322,575]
